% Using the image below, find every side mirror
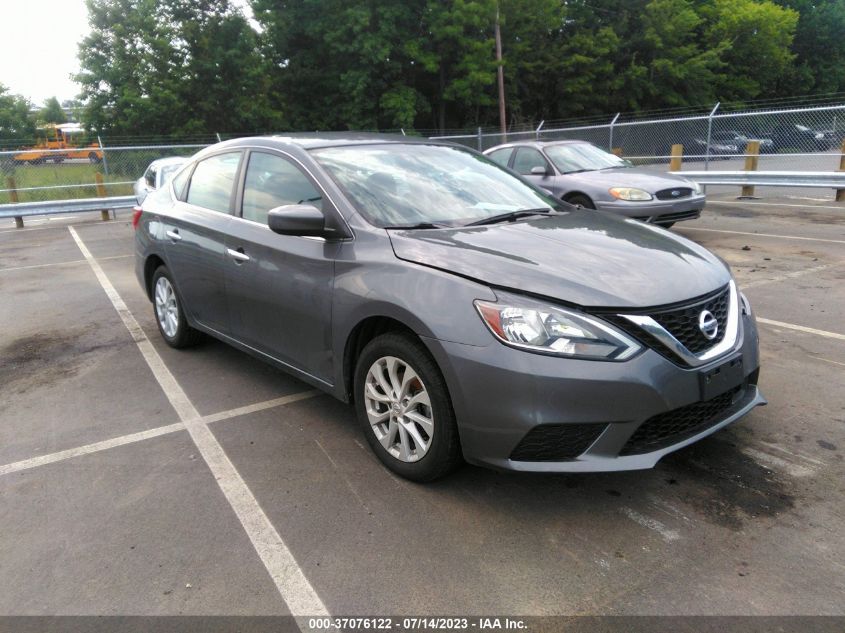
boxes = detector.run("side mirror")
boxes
[530,165,549,176]
[267,204,327,237]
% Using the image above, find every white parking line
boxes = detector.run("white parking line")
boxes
[0,392,321,478]
[0,254,132,273]
[619,507,680,542]
[757,318,845,341]
[741,447,817,478]
[679,226,845,245]
[0,423,184,477]
[68,226,329,617]
[741,261,845,289]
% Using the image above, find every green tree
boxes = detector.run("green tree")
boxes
[702,0,798,100]
[76,0,282,137]
[775,0,845,95]
[40,96,68,124]
[0,84,35,144]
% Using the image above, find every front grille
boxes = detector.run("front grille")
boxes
[510,423,608,462]
[655,187,693,200]
[620,385,746,456]
[651,286,729,354]
[652,209,701,223]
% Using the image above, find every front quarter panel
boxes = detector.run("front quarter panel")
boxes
[330,227,497,398]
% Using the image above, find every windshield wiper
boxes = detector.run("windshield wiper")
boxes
[383,222,449,230]
[463,209,552,227]
[563,168,595,174]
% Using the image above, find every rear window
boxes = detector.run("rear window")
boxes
[186,152,242,213]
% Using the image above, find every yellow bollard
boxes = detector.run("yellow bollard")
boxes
[6,176,23,228]
[95,172,111,221]
[837,139,845,203]
[669,144,683,171]
[611,147,623,157]
[741,140,760,198]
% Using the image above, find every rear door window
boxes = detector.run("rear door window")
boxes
[186,152,242,213]
[487,147,514,167]
[241,152,323,225]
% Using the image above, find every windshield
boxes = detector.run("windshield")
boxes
[311,144,558,228]
[544,143,628,173]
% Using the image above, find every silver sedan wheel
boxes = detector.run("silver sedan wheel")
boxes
[154,276,179,338]
[364,356,434,463]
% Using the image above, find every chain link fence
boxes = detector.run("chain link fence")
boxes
[431,102,845,175]
[2,101,844,208]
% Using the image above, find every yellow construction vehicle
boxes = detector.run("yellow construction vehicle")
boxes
[13,125,103,165]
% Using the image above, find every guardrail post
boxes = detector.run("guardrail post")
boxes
[97,136,109,176]
[837,139,845,203]
[740,140,760,198]
[95,173,110,221]
[6,176,23,228]
[608,113,620,151]
[669,144,683,171]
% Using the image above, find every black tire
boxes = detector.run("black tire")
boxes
[151,266,203,348]
[354,332,462,482]
[656,221,675,228]
[566,194,595,209]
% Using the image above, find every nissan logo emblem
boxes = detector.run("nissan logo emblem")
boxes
[698,310,719,340]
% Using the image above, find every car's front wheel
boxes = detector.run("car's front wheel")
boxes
[354,332,462,482]
[566,194,595,209]
[151,266,203,348]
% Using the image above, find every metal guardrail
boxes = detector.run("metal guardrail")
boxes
[669,170,845,189]
[0,195,136,227]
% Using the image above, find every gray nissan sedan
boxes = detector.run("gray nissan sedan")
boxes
[484,140,705,227]
[134,134,765,481]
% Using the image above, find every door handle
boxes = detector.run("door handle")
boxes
[227,247,250,263]
[166,229,181,241]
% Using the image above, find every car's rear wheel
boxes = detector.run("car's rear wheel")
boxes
[151,266,203,348]
[354,332,462,482]
[566,194,595,209]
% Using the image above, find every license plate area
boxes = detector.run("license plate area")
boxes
[699,354,744,401]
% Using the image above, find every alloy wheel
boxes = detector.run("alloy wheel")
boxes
[364,356,434,462]
[154,276,179,338]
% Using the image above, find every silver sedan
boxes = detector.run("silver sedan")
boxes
[485,140,705,227]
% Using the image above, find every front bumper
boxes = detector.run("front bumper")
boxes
[424,314,763,473]
[595,194,705,223]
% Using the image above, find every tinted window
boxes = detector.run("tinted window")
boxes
[512,147,549,175]
[488,147,513,167]
[242,152,323,225]
[170,164,191,201]
[186,152,241,213]
[544,143,628,173]
[144,166,156,188]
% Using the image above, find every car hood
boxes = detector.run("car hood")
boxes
[565,167,696,191]
[388,211,729,308]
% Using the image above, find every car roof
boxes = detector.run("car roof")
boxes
[482,139,589,153]
[208,133,445,152]
[149,156,188,167]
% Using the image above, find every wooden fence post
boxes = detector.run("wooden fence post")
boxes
[95,172,111,221]
[837,139,845,203]
[740,140,760,198]
[6,176,23,228]
[669,144,683,171]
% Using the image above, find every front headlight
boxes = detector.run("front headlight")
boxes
[609,187,653,201]
[689,180,702,195]
[474,294,642,361]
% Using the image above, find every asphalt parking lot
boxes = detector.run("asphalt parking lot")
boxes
[1,194,844,618]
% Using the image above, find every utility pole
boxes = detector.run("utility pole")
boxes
[495,4,506,137]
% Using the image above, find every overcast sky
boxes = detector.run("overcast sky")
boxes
[0,0,254,107]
